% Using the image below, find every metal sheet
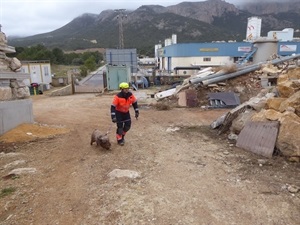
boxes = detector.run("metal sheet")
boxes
[236,121,279,158]
[208,92,240,108]
[186,89,198,107]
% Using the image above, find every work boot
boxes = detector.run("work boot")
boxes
[118,139,125,146]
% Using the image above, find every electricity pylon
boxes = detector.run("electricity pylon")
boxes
[115,9,126,49]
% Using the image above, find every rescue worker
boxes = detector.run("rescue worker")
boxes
[110,82,139,145]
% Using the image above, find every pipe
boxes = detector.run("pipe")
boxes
[189,63,259,85]
[189,71,214,84]
[201,54,300,86]
[189,61,268,85]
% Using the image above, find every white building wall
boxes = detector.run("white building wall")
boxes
[267,28,294,41]
[171,56,233,68]
[21,62,52,85]
[41,64,52,84]
[246,17,262,41]
[158,56,233,75]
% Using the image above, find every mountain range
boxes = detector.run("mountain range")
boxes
[8,0,300,53]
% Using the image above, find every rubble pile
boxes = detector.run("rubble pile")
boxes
[214,66,300,161]
[154,54,300,161]
[0,29,30,101]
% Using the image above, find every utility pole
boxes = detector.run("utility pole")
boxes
[115,9,126,49]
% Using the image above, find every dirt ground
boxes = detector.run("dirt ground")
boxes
[0,89,299,225]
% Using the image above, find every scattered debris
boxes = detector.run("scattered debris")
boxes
[3,167,37,179]
[107,169,140,179]
[152,53,300,160]
[155,102,171,110]
[3,160,26,169]
[166,127,180,132]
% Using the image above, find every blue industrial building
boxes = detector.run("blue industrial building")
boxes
[156,40,300,75]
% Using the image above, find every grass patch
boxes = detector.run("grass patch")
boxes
[0,187,16,198]
[51,65,80,77]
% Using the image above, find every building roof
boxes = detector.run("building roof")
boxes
[158,41,300,57]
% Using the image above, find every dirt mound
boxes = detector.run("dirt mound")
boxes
[0,123,70,144]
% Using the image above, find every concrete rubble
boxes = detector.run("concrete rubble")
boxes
[212,66,300,161]
[0,29,30,100]
[154,54,300,161]
[0,28,33,135]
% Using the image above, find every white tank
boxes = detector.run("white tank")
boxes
[172,34,177,44]
[246,17,262,41]
[154,44,162,58]
[164,38,172,46]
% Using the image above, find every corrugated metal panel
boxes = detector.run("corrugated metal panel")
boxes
[236,121,279,158]
[208,92,240,108]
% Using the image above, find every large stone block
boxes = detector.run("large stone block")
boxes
[276,112,300,157]
[266,97,286,111]
[277,80,300,98]
[0,87,12,100]
[279,91,300,116]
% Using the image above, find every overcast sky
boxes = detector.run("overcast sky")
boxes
[0,0,250,37]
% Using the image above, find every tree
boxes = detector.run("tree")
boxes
[52,48,65,64]
[84,56,97,72]
[79,65,88,77]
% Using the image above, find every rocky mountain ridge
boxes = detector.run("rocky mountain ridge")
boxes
[7,0,300,52]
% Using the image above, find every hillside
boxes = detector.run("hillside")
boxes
[7,0,300,51]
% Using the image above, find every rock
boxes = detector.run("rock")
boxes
[288,157,300,163]
[257,159,268,165]
[230,109,256,134]
[277,80,300,97]
[3,160,26,169]
[264,109,282,121]
[247,92,275,111]
[0,87,13,101]
[228,133,238,140]
[8,167,37,175]
[276,112,300,157]
[108,169,140,179]
[266,97,286,111]
[166,127,180,132]
[279,91,300,117]
[287,185,299,193]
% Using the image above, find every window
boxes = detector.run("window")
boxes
[203,58,211,62]
[44,66,49,76]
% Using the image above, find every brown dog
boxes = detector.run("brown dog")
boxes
[90,129,111,150]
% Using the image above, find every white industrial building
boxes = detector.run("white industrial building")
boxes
[155,17,300,75]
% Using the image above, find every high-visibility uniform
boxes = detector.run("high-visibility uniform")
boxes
[112,92,137,113]
[111,91,139,143]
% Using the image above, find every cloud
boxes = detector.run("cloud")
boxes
[0,0,251,37]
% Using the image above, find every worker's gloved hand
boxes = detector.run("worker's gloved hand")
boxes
[135,111,139,119]
[112,117,117,123]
